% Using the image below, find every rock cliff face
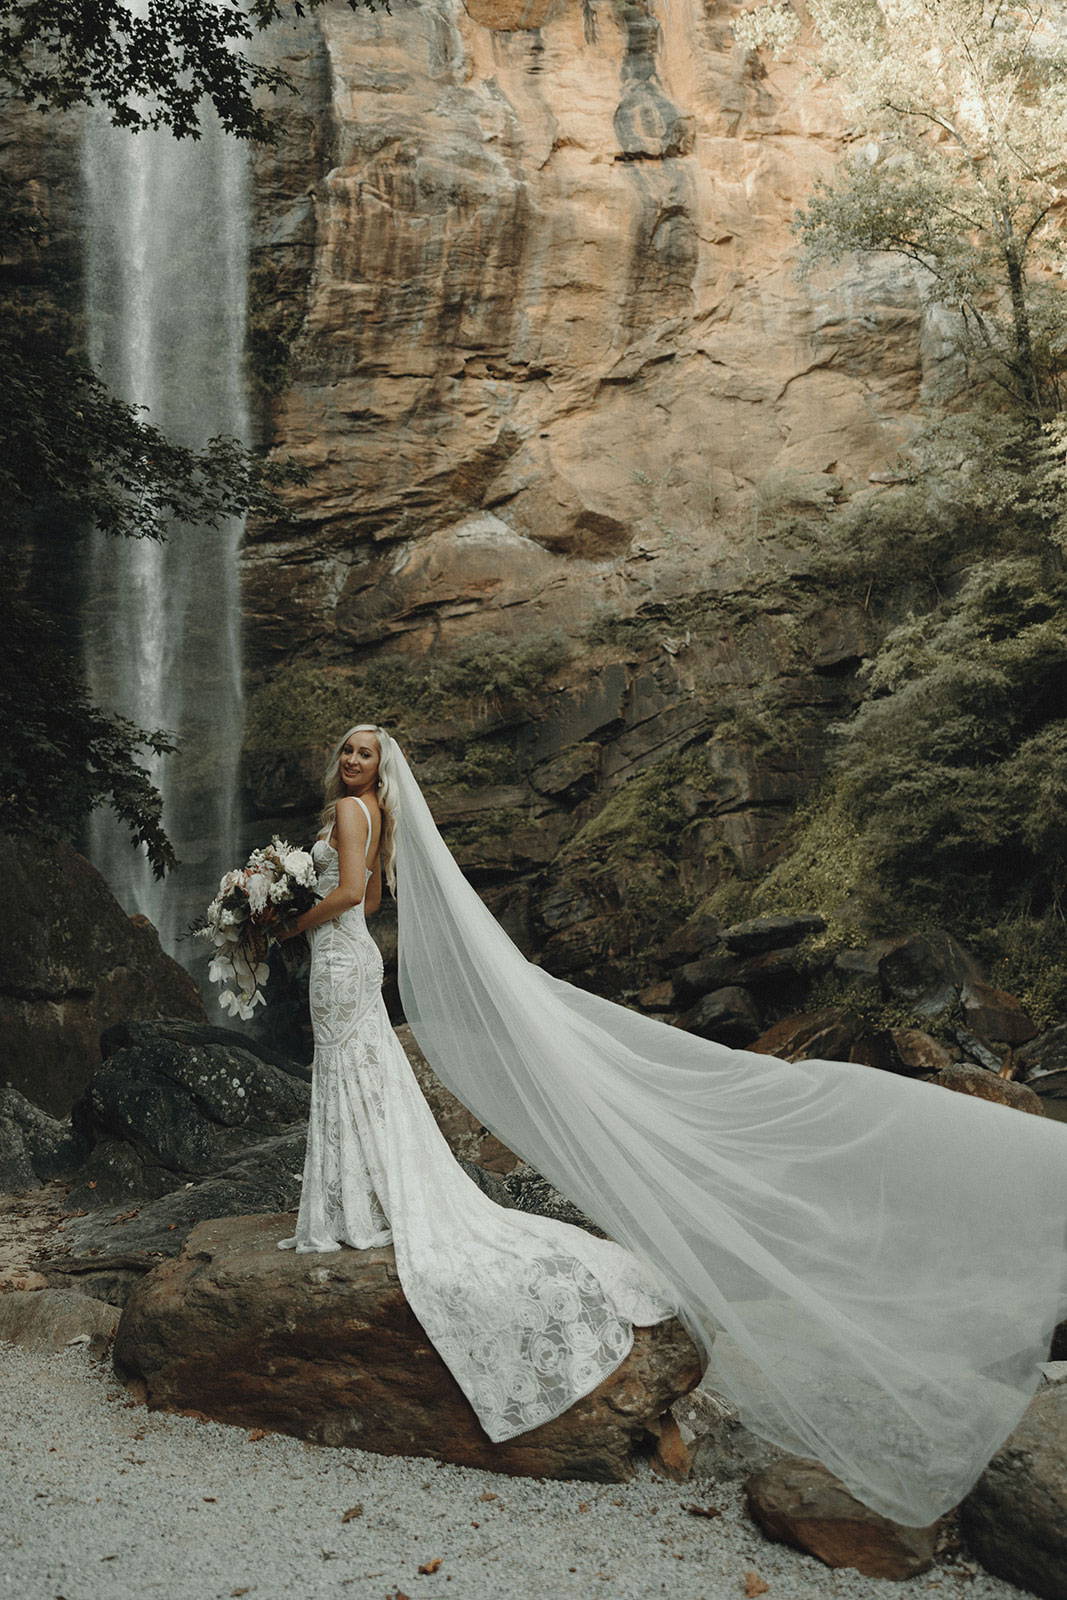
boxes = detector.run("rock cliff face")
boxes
[244,0,931,991]
[247,0,934,663]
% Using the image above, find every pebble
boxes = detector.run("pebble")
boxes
[0,1342,1035,1600]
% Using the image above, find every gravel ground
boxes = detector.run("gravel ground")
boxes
[0,1343,1035,1600]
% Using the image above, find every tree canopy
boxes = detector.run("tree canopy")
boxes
[738,0,1067,415]
[0,0,374,141]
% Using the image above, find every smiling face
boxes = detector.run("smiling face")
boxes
[339,730,381,796]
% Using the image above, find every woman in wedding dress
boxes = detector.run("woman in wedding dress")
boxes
[274,722,1067,1529]
[275,725,678,1447]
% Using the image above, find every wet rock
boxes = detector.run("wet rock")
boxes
[0,834,204,1117]
[876,931,984,1017]
[672,951,738,1006]
[745,1456,939,1578]
[1017,1025,1067,1121]
[45,1126,310,1305]
[889,1028,956,1076]
[66,1036,311,1207]
[100,1017,312,1083]
[750,1008,861,1064]
[932,1065,1045,1116]
[959,1385,1067,1600]
[681,987,762,1047]
[848,1027,955,1078]
[721,914,826,957]
[961,981,1039,1047]
[529,742,601,802]
[114,1213,703,1481]
[0,1286,118,1359]
[655,1384,787,1483]
[0,1085,86,1192]
[832,943,891,999]
[479,1161,605,1236]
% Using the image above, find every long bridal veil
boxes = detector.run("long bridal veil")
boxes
[388,740,1067,1526]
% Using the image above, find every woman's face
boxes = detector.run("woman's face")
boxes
[339,731,381,794]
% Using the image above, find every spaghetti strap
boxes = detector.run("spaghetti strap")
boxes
[353,795,373,835]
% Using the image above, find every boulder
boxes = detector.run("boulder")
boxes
[654,1384,787,1484]
[959,1384,1067,1600]
[66,1034,311,1206]
[750,1008,861,1064]
[114,1213,703,1481]
[1018,1025,1067,1122]
[876,931,984,1017]
[0,834,204,1116]
[889,1028,956,1076]
[672,951,738,1007]
[722,914,827,957]
[932,1065,1045,1117]
[745,1457,939,1578]
[681,987,762,1047]
[0,1085,86,1191]
[0,1286,118,1359]
[100,1016,312,1082]
[961,981,1039,1047]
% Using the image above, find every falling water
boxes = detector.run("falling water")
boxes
[83,108,248,965]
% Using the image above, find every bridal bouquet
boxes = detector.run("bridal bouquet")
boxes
[196,838,318,1019]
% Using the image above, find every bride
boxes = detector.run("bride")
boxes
[274,722,1067,1529]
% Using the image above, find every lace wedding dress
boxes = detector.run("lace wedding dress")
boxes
[278,795,678,1442]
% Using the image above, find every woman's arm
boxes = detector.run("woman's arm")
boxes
[284,798,369,938]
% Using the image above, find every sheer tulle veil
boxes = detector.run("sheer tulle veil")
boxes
[381,733,1067,1527]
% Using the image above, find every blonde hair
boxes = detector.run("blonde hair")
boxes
[320,724,398,892]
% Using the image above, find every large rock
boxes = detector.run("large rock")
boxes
[655,1384,787,1484]
[0,1286,119,1359]
[114,1213,703,1480]
[0,1085,86,1191]
[66,1032,311,1206]
[959,1384,1067,1600]
[1018,1025,1067,1123]
[745,1456,939,1579]
[876,930,984,1017]
[932,1064,1045,1117]
[0,835,204,1117]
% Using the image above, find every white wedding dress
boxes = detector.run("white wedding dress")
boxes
[278,795,678,1442]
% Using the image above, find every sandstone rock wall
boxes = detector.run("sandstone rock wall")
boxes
[246,0,937,667]
[240,0,941,991]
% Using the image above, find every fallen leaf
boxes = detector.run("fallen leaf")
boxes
[578,1501,590,1512]
[166,1223,178,1231]
[87,1180,97,1190]
[340,1504,363,1523]
[203,1497,217,1503]
[478,1491,497,1502]
[684,1503,722,1519]
[231,1589,251,1597]
[246,1429,269,1442]
[417,1558,443,1574]
[744,1573,769,1597]
[470,1521,479,1528]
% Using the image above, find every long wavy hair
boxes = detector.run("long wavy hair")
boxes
[319,723,398,892]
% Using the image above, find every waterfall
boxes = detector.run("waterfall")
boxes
[82,108,248,966]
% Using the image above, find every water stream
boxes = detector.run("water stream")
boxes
[82,107,248,965]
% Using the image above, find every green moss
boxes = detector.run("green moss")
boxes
[245,634,568,754]
[568,749,718,860]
